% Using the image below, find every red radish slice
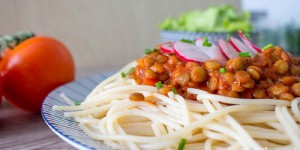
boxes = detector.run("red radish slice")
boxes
[195,38,227,65]
[230,36,255,55]
[173,41,211,63]
[161,43,174,54]
[238,30,262,53]
[218,39,239,59]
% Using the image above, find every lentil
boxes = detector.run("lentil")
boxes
[129,92,145,101]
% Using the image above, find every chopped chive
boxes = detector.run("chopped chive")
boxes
[121,67,135,78]
[226,34,231,42]
[144,48,152,55]
[75,101,81,106]
[202,36,212,47]
[177,138,186,150]
[128,67,135,74]
[172,88,178,94]
[155,81,163,89]
[262,43,274,51]
[121,72,126,78]
[243,33,251,40]
[220,67,227,74]
[238,52,251,57]
[180,39,194,44]
[202,42,212,47]
[144,48,158,55]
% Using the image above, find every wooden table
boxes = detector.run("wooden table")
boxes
[0,67,117,150]
[0,100,75,150]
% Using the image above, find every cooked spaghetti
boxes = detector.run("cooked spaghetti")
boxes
[54,44,300,150]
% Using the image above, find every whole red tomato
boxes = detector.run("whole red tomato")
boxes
[0,36,75,113]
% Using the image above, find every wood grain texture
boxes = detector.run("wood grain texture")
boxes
[0,101,75,150]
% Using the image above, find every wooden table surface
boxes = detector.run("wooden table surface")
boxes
[0,67,115,150]
[0,100,75,150]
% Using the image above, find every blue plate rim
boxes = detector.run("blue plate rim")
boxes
[41,72,115,150]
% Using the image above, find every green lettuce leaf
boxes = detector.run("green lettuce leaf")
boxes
[159,5,252,32]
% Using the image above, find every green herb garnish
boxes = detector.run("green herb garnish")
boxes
[202,36,212,47]
[238,52,251,57]
[121,72,126,78]
[128,67,135,74]
[144,48,158,55]
[202,42,212,47]
[121,67,135,78]
[144,48,152,55]
[172,88,178,94]
[220,67,227,74]
[177,138,186,150]
[243,32,251,40]
[262,43,274,51]
[226,34,231,42]
[75,101,81,106]
[155,81,163,89]
[180,39,194,44]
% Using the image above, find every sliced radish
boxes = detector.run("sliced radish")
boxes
[218,39,239,59]
[195,38,227,65]
[173,41,211,63]
[161,42,174,54]
[230,36,256,55]
[237,30,262,53]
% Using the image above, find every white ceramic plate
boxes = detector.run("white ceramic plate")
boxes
[41,72,115,150]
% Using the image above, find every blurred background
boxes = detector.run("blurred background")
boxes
[0,0,299,78]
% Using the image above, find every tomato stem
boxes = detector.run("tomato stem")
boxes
[0,31,35,51]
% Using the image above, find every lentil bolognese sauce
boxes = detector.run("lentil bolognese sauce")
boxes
[131,45,300,101]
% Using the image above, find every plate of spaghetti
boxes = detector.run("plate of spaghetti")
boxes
[43,33,300,150]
